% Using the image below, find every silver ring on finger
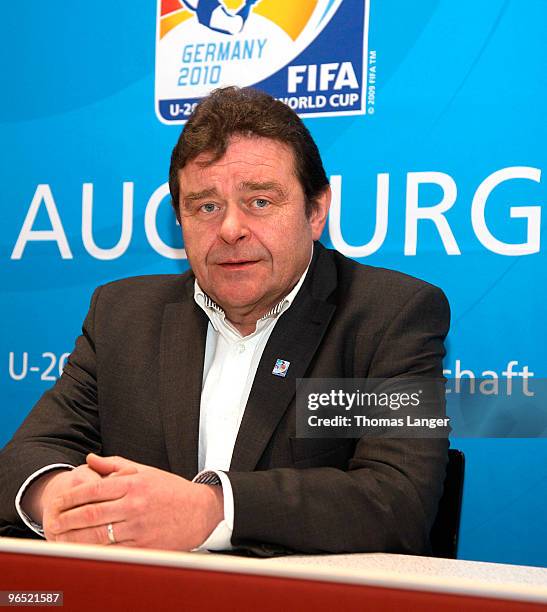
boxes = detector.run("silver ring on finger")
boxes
[106,522,116,544]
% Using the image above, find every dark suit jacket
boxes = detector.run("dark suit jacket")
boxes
[0,243,450,556]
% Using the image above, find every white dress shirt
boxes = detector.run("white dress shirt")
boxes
[16,261,310,549]
[193,265,309,549]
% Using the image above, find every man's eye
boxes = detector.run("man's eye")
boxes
[252,198,270,209]
[200,203,218,213]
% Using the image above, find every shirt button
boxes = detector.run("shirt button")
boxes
[238,344,245,353]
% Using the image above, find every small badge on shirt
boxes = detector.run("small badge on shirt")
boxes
[272,359,290,377]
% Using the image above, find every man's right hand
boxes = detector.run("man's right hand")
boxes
[21,466,102,539]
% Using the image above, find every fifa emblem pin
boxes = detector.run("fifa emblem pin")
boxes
[272,359,290,377]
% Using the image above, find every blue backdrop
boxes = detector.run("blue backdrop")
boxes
[2,1,545,566]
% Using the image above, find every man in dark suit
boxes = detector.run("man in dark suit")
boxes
[0,87,450,555]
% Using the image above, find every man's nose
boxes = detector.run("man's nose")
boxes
[218,203,251,244]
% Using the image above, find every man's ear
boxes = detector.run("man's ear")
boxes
[174,207,182,226]
[310,185,331,241]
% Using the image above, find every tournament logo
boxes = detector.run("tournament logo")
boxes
[155,0,370,123]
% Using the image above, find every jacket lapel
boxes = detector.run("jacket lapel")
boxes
[159,279,208,479]
[230,244,338,472]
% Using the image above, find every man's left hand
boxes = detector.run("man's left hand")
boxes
[46,454,224,550]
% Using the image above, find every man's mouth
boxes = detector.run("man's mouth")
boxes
[217,260,259,271]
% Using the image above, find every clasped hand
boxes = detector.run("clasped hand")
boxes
[41,454,223,550]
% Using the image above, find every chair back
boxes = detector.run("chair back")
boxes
[430,449,465,558]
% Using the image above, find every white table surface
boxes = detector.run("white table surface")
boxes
[1,537,546,605]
